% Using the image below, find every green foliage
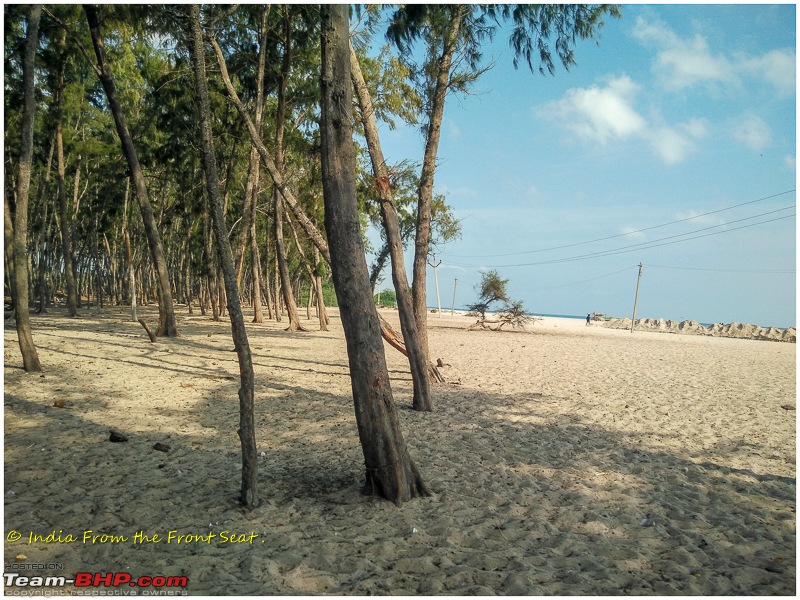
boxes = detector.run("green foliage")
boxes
[468,271,535,329]
[375,287,397,308]
[498,299,534,329]
[386,4,622,99]
[476,269,509,306]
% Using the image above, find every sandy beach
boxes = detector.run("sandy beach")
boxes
[4,306,796,595]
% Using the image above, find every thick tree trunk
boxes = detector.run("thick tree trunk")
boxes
[320,5,430,505]
[350,43,433,411]
[211,31,417,354]
[412,8,464,366]
[189,5,258,508]
[13,5,43,372]
[85,5,177,337]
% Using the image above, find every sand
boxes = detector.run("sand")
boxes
[3,306,796,595]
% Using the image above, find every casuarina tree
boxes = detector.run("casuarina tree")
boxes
[319,4,430,504]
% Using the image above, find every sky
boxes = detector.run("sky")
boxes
[367,4,796,328]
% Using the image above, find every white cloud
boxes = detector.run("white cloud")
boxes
[731,115,772,151]
[646,126,697,165]
[540,75,646,144]
[633,17,734,90]
[539,78,707,165]
[634,17,796,95]
[784,155,796,171]
[644,119,709,165]
[739,49,796,96]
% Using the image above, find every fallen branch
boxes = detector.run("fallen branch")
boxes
[377,313,445,383]
[138,318,156,342]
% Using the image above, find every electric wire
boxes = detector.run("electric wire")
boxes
[445,211,795,268]
[442,189,796,259]
[525,266,636,292]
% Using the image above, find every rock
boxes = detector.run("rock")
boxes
[153,442,171,452]
[109,430,128,443]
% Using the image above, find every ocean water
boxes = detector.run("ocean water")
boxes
[429,306,585,321]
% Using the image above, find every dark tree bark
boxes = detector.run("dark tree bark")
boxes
[13,4,43,372]
[320,4,430,505]
[84,4,177,337]
[188,4,258,508]
[211,30,419,355]
[350,43,432,411]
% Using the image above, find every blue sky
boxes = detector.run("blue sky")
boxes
[367,4,796,328]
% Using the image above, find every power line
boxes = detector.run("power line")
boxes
[446,212,795,268]
[442,189,796,258]
[649,265,795,274]
[526,266,636,292]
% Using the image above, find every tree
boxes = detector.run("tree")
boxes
[468,270,535,330]
[386,3,620,367]
[11,4,43,372]
[84,5,178,337]
[350,41,432,411]
[51,26,79,317]
[187,4,258,508]
[272,6,306,332]
[468,269,509,320]
[319,4,430,504]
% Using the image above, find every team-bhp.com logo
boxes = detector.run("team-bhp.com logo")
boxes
[5,572,188,594]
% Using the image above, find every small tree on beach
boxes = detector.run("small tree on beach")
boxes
[468,270,536,330]
[467,270,509,320]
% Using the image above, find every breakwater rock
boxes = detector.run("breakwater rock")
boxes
[603,317,796,343]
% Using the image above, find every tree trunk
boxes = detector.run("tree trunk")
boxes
[201,187,220,321]
[5,184,16,314]
[13,4,43,372]
[412,7,464,366]
[350,43,433,411]
[320,4,430,505]
[189,5,258,509]
[34,140,54,314]
[55,39,79,317]
[85,4,177,337]
[210,36,331,264]
[313,246,329,330]
[211,31,418,355]
[273,8,304,332]
[250,179,263,324]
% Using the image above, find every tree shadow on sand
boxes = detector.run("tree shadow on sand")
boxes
[4,308,795,595]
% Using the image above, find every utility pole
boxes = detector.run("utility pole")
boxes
[428,252,442,317]
[630,262,643,333]
[451,278,458,315]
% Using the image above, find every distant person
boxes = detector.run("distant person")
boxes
[586,313,591,325]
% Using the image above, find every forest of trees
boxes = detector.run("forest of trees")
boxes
[5,4,619,505]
